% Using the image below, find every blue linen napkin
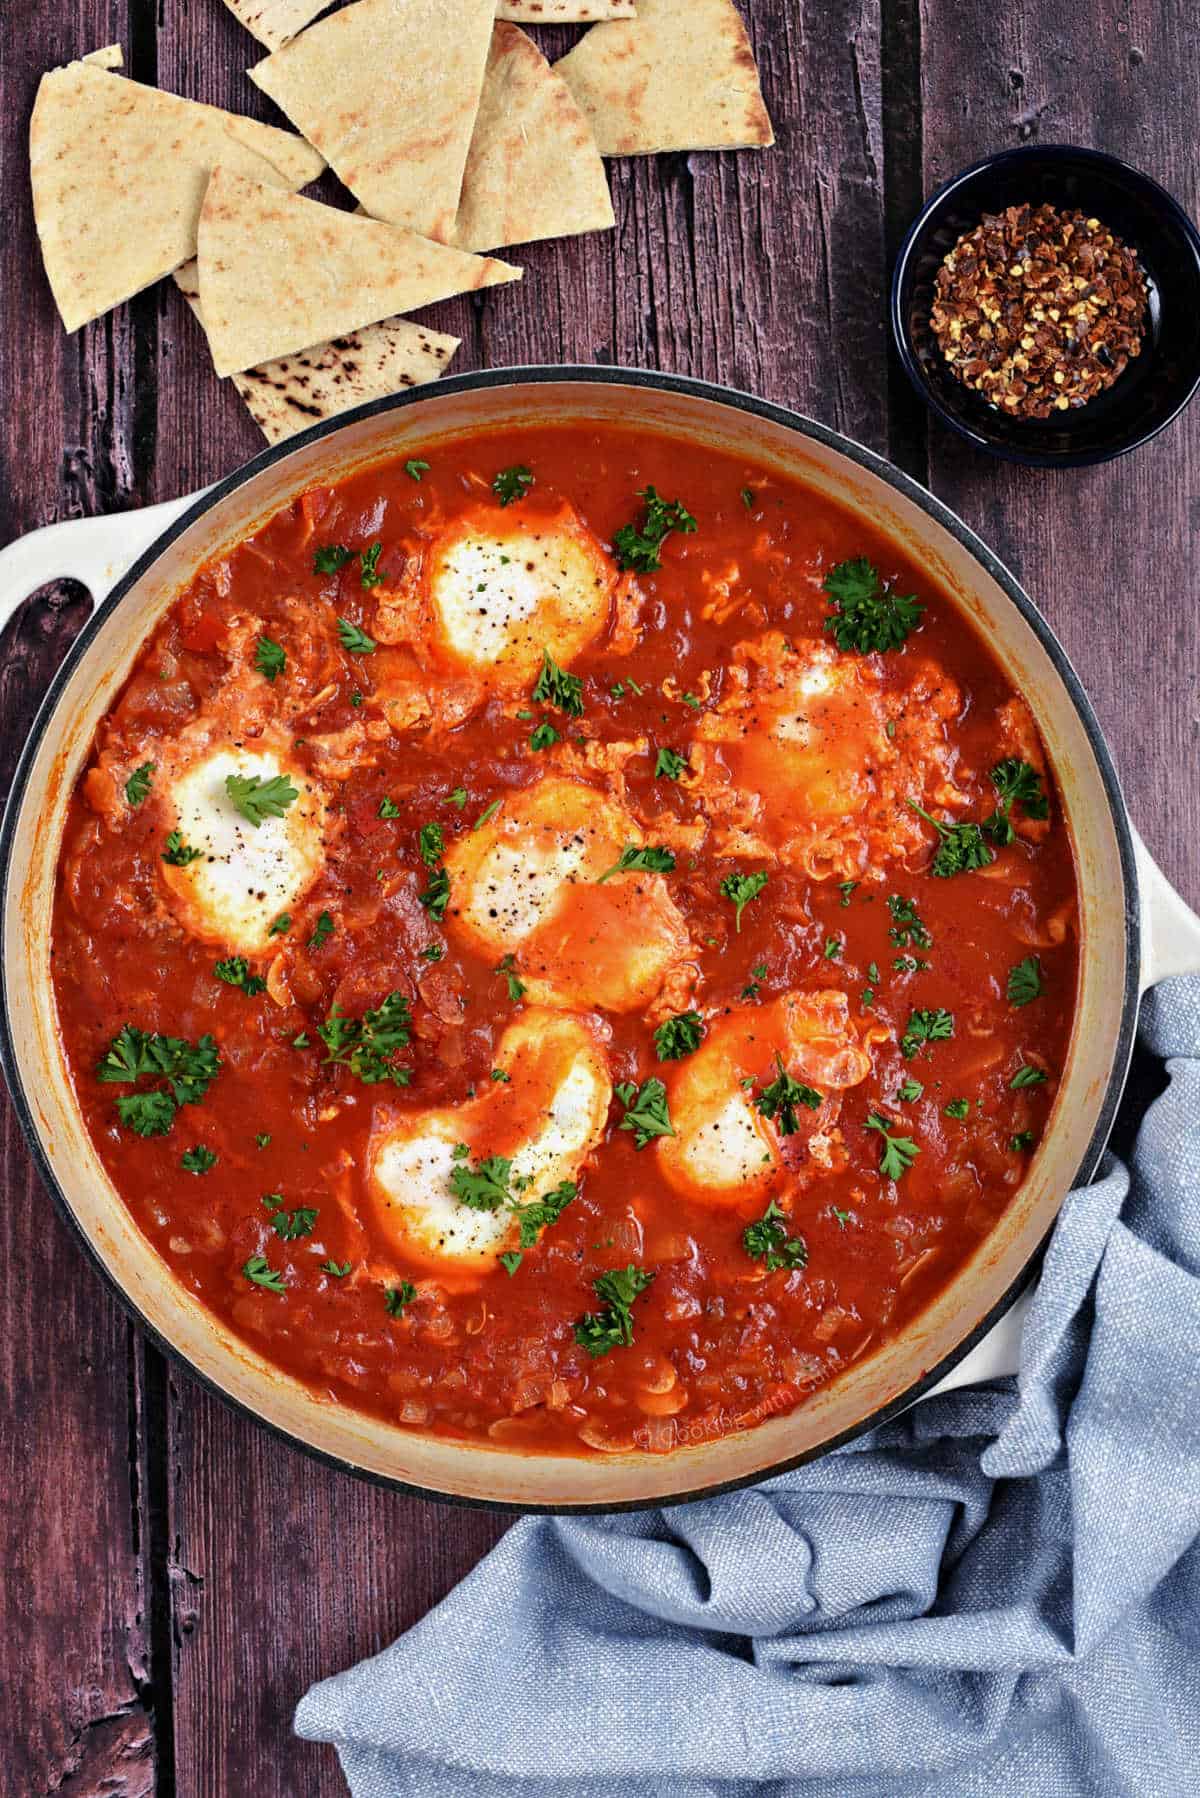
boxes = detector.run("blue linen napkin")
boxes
[296,977,1200,1797]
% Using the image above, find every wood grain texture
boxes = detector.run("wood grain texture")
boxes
[919,0,1200,907]
[0,2,1196,1794]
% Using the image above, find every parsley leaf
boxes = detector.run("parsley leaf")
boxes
[900,1008,955,1059]
[318,992,413,1087]
[337,617,376,655]
[512,1179,576,1248]
[654,746,688,781]
[823,558,924,653]
[450,1153,513,1211]
[755,1053,822,1135]
[418,821,444,868]
[273,1206,318,1241]
[385,1281,417,1317]
[743,1198,809,1272]
[906,801,995,877]
[181,1145,217,1174]
[887,894,932,950]
[473,799,503,831]
[312,544,355,575]
[321,1259,351,1277]
[720,869,768,931]
[612,487,697,573]
[419,866,451,921]
[256,1132,272,1148]
[243,1255,287,1293]
[359,542,384,589]
[500,1251,523,1276]
[896,1077,924,1102]
[125,762,156,806]
[254,635,286,682]
[162,830,203,866]
[574,1265,655,1359]
[213,956,267,997]
[989,757,1049,827]
[838,879,858,907]
[532,648,585,717]
[308,911,334,949]
[530,720,560,751]
[615,1078,674,1148]
[865,1112,921,1180]
[653,1011,704,1062]
[225,771,299,828]
[404,459,429,481]
[98,1026,221,1137]
[1010,1064,1048,1089]
[493,465,534,507]
[823,936,842,960]
[496,954,526,1002]
[268,912,291,938]
[1011,1131,1037,1153]
[944,1097,970,1120]
[1006,955,1043,1008]
[449,787,468,810]
[597,843,676,884]
[377,797,401,819]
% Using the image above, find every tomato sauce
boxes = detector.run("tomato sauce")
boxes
[51,425,1079,1456]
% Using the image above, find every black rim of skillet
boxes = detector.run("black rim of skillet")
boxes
[891,142,1200,468]
[0,365,1142,1514]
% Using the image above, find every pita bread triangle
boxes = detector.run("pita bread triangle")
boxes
[249,0,495,242]
[556,0,774,156]
[174,259,459,444]
[453,24,614,253]
[497,3,636,19]
[30,60,325,331]
[197,169,520,376]
[222,0,333,52]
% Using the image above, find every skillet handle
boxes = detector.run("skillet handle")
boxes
[1133,826,1200,989]
[0,493,204,629]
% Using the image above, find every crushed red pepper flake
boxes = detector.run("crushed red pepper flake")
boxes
[930,202,1149,420]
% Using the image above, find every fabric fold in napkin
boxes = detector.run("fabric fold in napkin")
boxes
[297,977,1200,1797]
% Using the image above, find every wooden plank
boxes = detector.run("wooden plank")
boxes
[155,6,890,1794]
[918,0,1200,906]
[0,2,166,1791]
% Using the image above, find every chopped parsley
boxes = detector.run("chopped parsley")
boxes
[337,617,376,655]
[893,955,931,974]
[906,801,995,877]
[491,1067,511,1083]
[654,746,688,781]
[377,797,401,819]
[887,894,932,950]
[308,911,334,949]
[500,1251,523,1276]
[741,486,755,509]
[615,1078,674,1148]
[225,771,299,828]
[496,954,526,1002]
[318,991,413,1087]
[755,1053,822,1135]
[1007,956,1043,1008]
[404,459,430,481]
[512,1179,576,1248]
[612,487,697,574]
[254,635,286,682]
[449,786,469,809]
[385,1280,418,1317]
[984,758,1049,844]
[1011,1131,1037,1153]
[1010,1064,1048,1089]
[895,1077,924,1102]
[450,1152,514,1211]
[125,762,156,806]
[359,543,384,589]
[838,879,858,907]
[97,1025,220,1138]
[944,1097,970,1120]
[162,830,202,866]
[653,1011,704,1061]
[180,1145,217,1174]
[900,1008,955,1059]
[530,720,561,751]
[681,691,703,709]
[419,866,451,921]
[321,1260,351,1278]
[532,648,584,717]
[574,1265,656,1359]
[823,936,842,961]
[493,464,534,506]
[741,961,768,1001]
[213,956,267,997]
[420,942,445,963]
[268,913,291,937]
[473,799,503,831]
[243,1256,287,1294]
[865,1112,920,1180]
[418,821,445,868]
[720,868,768,931]
[312,544,355,575]
[823,557,924,653]
[255,1132,272,1149]
[742,1198,808,1272]
[272,1206,318,1241]
[597,843,676,884]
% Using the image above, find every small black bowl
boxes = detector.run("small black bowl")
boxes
[891,144,1200,467]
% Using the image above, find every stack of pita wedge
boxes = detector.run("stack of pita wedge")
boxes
[30,2,772,445]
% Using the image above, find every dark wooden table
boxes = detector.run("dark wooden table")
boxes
[2,3,1196,1791]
